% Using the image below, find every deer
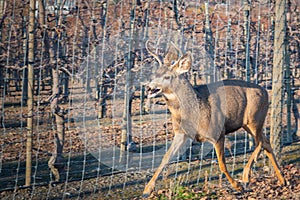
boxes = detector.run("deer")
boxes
[142,41,286,197]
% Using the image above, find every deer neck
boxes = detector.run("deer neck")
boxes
[163,77,200,115]
[163,77,208,140]
[163,77,212,141]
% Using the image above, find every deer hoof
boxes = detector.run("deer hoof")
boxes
[233,181,244,191]
[142,182,155,198]
[142,193,150,199]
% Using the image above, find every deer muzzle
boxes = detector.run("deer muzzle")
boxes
[146,85,162,98]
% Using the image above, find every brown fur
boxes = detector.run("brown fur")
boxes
[142,44,285,197]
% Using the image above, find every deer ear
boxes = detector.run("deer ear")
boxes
[171,53,192,74]
[163,45,179,66]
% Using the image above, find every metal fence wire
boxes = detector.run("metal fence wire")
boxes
[0,0,299,199]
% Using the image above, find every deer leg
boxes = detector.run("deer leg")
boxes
[262,135,286,185]
[242,141,262,183]
[242,126,263,183]
[142,133,187,197]
[214,135,243,191]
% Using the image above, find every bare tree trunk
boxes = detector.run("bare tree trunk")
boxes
[120,0,137,156]
[97,0,108,119]
[243,0,251,82]
[22,16,28,105]
[25,0,35,187]
[0,0,5,44]
[204,2,214,83]
[226,18,233,79]
[140,1,150,114]
[0,0,8,121]
[292,23,300,136]
[173,0,181,28]
[270,0,287,166]
[243,0,254,150]
[285,1,292,142]
[81,28,91,92]
[254,16,261,83]
[49,67,65,181]
[37,0,52,94]
[41,0,67,182]
[37,0,50,53]
[62,71,69,103]
[292,68,299,137]
[0,0,4,21]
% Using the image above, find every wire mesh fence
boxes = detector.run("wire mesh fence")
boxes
[0,0,299,199]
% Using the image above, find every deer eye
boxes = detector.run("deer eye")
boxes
[164,75,170,80]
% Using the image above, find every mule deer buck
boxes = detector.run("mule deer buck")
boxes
[142,41,286,197]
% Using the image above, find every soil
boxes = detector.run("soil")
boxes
[0,140,299,199]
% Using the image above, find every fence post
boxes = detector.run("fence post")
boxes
[25,0,35,187]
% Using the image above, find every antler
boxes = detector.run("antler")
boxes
[145,40,163,67]
[170,41,183,57]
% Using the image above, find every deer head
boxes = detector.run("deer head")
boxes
[146,41,192,98]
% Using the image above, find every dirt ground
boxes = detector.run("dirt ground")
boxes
[0,140,299,200]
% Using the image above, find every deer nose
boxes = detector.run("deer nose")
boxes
[145,85,151,92]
